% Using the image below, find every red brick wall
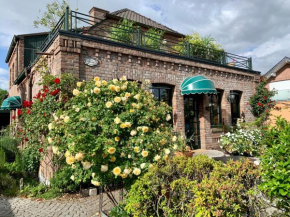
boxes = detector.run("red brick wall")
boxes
[266,64,290,88]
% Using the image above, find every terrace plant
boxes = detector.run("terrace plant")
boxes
[110,19,136,44]
[144,28,164,50]
[47,76,185,188]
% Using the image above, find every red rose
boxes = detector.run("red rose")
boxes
[34,92,41,99]
[25,137,29,141]
[44,89,49,93]
[28,101,33,107]
[12,115,15,120]
[17,109,22,116]
[40,98,43,103]
[257,102,262,106]
[54,78,60,84]
[43,85,48,89]
[42,92,46,98]
[26,110,31,114]
[43,113,46,116]
[50,89,61,96]
[263,96,267,100]
[39,148,43,153]
[265,109,269,113]
[23,100,28,108]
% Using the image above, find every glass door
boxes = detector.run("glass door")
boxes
[230,91,241,125]
[184,95,201,149]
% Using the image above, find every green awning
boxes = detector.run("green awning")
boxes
[1,96,22,110]
[180,75,217,95]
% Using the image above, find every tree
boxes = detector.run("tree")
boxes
[33,0,69,29]
[0,89,8,103]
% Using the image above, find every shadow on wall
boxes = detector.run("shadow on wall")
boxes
[0,197,13,217]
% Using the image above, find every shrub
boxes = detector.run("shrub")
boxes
[220,128,263,156]
[259,117,290,211]
[144,28,164,50]
[110,19,135,44]
[48,76,185,187]
[20,146,41,174]
[124,155,259,216]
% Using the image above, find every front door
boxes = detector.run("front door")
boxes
[184,95,201,149]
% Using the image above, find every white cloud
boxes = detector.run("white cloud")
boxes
[0,68,9,90]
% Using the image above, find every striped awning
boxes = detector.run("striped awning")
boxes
[180,75,217,95]
[1,96,22,110]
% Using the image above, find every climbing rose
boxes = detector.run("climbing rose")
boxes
[26,110,31,114]
[263,96,267,100]
[39,148,43,153]
[17,109,22,116]
[54,78,60,84]
[12,115,15,120]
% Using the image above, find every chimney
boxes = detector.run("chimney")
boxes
[89,7,109,24]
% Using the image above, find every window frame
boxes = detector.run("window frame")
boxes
[149,84,173,106]
[208,90,223,127]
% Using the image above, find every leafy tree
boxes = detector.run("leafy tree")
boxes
[0,88,8,103]
[33,0,69,29]
[249,78,276,122]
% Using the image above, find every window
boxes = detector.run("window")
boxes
[209,90,223,127]
[150,84,173,106]
[230,91,241,125]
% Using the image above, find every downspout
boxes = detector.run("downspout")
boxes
[28,69,33,101]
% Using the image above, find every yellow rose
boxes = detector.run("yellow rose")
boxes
[154,155,161,161]
[48,123,53,131]
[130,109,134,113]
[82,161,93,170]
[91,180,100,186]
[95,81,102,87]
[140,163,146,169]
[172,136,177,142]
[133,168,141,176]
[114,117,121,124]
[73,89,80,96]
[87,102,92,107]
[120,76,127,81]
[120,123,126,129]
[160,139,166,145]
[134,94,140,100]
[166,114,171,121]
[109,156,116,162]
[163,155,169,160]
[115,86,121,92]
[52,146,58,154]
[92,117,97,121]
[48,137,53,144]
[75,152,84,161]
[121,85,127,90]
[94,87,101,94]
[121,173,128,179]
[125,92,131,98]
[64,116,70,123]
[65,150,71,158]
[132,103,137,108]
[106,102,113,108]
[114,97,121,103]
[124,168,131,175]
[101,165,108,172]
[141,150,148,157]
[115,137,120,142]
[142,126,149,133]
[130,130,137,136]
[94,77,100,81]
[112,167,121,176]
[108,147,116,154]
[66,156,75,165]
[102,80,107,85]
[134,147,140,153]
[76,82,82,87]
[164,149,171,155]
[109,85,116,91]
[102,153,108,158]
[112,79,118,84]
[113,129,118,134]
[70,175,75,181]
[124,122,131,128]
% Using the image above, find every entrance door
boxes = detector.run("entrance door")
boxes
[184,95,201,149]
[230,91,241,125]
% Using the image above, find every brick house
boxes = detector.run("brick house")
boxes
[265,56,290,123]
[3,6,260,150]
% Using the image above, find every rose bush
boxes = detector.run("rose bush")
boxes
[47,76,185,187]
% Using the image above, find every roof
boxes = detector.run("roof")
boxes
[265,56,290,79]
[5,32,48,63]
[110,8,183,36]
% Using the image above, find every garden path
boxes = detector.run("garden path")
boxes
[0,193,115,217]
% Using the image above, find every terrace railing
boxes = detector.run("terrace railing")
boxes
[40,7,253,71]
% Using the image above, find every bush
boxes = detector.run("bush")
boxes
[220,128,263,156]
[20,146,41,174]
[259,117,290,211]
[48,77,185,187]
[124,155,259,216]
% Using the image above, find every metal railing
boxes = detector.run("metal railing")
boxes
[39,7,253,71]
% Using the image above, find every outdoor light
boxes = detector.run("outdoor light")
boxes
[227,93,236,103]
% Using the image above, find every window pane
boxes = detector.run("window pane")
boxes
[209,92,222,126]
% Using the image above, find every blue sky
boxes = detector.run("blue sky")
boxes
[1,0,290,90]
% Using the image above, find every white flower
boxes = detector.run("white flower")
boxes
[130,130,137,136]
[92,172,96,178]
[123,168,131,175]
[48,137,53,144]
[101,165,108,172]
[112,79,118,84]
[144,79,150,85]
[75,108,80,112]
[48,123,53,131]
[164,149,171,155]
[82,161,93,170]
[140,163,146,169]
[70,175,75,181]
[52,146,59,155]
[128,154,131,159]
[133,168,141,176]
[173,144,178,150]
[120,76,127,81]
[166,114,171,121]
[87,102,92,107]
[77,82,82,87]
[64,116,70,123]
[172,136,177,142]
[154,155,161,161]
[134,94,140,100]
[114,117,121,124]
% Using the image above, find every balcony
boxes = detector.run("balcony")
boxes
[38,8,254,71]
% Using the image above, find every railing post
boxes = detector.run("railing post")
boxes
[137,27,141,46]
[64,6,69,31]
[186,41,190,57]
[222,52,226,65]
[74,11,77,32]
[249,57,252,70]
